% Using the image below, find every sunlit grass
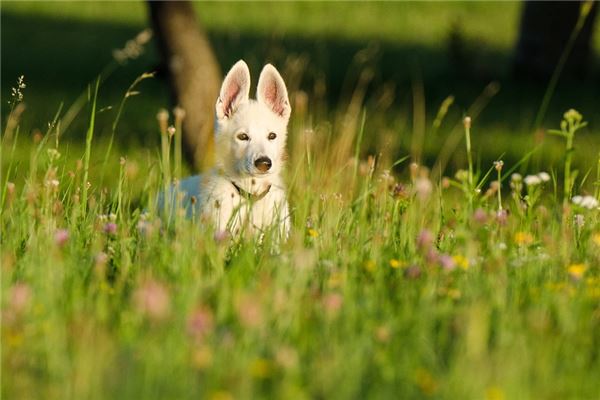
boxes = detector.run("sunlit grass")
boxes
[2,67,600,399]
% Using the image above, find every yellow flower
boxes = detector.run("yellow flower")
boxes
[389,259,406,269]
[250,358,272,379]
[514,231,534,245]
[364,260,377,273]
[209,391,233,400]
[447,288,462,299]
[307,228,319,238]
[414,368,438,395]
[192,346,213,369]
[327,272,345,289]
[567,263,587,280]
[453,255,469,270]
[592,233,600,246]
[485,386,505,400]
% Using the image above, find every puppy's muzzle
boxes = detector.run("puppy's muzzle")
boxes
[254,157,272,173]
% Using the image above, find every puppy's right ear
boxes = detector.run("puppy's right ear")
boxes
[215,60,250,120]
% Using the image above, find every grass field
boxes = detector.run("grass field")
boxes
[2,2,600,399]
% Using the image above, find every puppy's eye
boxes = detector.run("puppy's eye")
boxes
[268,132,277,140]
[236,133,249,141]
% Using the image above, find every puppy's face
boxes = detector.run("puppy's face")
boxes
[215,61,291,178]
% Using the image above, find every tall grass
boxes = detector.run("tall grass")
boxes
[3,66,600,399]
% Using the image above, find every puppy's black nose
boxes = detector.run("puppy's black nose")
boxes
[254,157,272,172]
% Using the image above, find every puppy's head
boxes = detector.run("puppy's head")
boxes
[215,60,291,178]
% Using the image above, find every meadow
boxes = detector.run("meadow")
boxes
[3,2,600,399]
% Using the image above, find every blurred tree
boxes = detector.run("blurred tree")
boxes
[148,1,221,170]
[513,1,597,81]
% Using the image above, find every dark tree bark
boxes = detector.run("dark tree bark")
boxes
[513,1,597,81]
[148,1,221,170]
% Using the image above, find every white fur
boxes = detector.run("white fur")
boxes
[162,60,292,239]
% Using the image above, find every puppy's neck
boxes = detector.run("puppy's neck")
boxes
[218,168,276,196]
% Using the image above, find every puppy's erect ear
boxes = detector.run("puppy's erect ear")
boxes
[257,64,291,120]
[216,60,251,120]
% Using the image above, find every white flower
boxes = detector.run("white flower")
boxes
[572,195,599,210]
[524,175,541,186]
[537,172,551,182]
[511,173,522,182]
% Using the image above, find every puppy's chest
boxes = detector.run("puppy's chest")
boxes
[207,180,283,228]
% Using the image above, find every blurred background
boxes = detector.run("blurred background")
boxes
[2,1,599,185]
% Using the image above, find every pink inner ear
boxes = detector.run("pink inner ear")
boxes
[263,81,285,116]
[223,83,240,117]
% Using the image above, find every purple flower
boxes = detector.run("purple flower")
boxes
[439,254,456,271]
[54,229,70,247]
[213,230,230,243]
[404,265,422,279]
[187,306,215,341]
[133,280,171,321]
[473,208,488,225]
[104,222,118,235]
[416,229,434,252]
[495,209,508,225]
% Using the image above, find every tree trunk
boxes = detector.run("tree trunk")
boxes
[148,1,221,171]
[513,1,597,81]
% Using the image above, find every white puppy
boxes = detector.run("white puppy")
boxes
[162,60,292,239]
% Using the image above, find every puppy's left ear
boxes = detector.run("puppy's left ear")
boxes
[257,64,291,120]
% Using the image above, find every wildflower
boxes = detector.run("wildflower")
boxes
[567,263,587,281]
[441,177,451,189]
[455,169,469,182]
[10,283,31,315]
[156,109,169,135]
[173,106,186,122]
[133,280,171,321]
[192,346,213,369]
[414,368,438,395]
[392,183,408,199]
[495,209,508,225]
[95,252,109,268]
[514,231,534,246]
[538,172,550,182]
[213,230,230,244]
[572,195,599,210]
[426,248,439,264]
[375,325,391,343]
[275,346,299,369]
[236,294,263,328]
[167,125,176,138]
[473,208,488,224]
[463,116,471,129]
[54,229,69,247]
[323,293,343,315]
[187,306,215,341]
[524,175,541,186]
[485,386,505,400]
[307,228,319,238]
[592,233,600,246]
[414,177,432,199]
[573,214,585,228]
[209,391,233,400]
[250,358,272,379]
[389,259,405,269]
[439,254,456,270]
[409,162,419,180]
[493,160,504,171]
[364,260,377,272]
[103,222,118,235]
[404,265,422,279]
[416,229,434,251]
[564,108,582,123]
[511,173,522,182]
[452,255,469,270]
